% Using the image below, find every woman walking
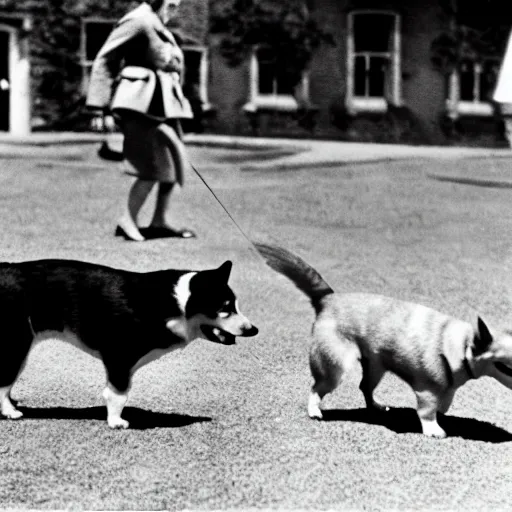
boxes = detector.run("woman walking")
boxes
[87,0,195,241]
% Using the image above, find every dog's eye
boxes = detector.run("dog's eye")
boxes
[217,302,234,318]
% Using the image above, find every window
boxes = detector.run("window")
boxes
[459,60,496,102]
[256,46,295,96]
[346,11,401,113]
[80,18,115,95]
[244,46,310,112]
[445,0,506,118]
[446,59,500,117]
[182,45,212,112]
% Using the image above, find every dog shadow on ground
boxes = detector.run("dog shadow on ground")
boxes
[321,407,512,443]
[16,405,211,430]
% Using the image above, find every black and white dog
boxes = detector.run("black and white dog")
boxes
[0,259,258,428]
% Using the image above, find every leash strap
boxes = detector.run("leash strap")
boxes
[188,162,264,260]
[99,133,263,258]
[188,161,273,368]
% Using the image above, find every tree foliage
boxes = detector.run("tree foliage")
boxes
[31,0,136,126]
[210,0,333,89]
[431,0,512,74]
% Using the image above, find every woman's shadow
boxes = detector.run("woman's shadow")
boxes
[321,407,512,442]
[16,405,211,430]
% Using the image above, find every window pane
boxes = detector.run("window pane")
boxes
[257,47,275,94]
[276,67,295,95]
[368,56,389,97]
[85,22,114,61]
[354,55,367,96]
[258,61,275,94]
[480,60,499,102]
[257,47,295,95]
[183,49,201,86]
[354,14,394,52]
[459,61,475,101]
[354,55,389,97]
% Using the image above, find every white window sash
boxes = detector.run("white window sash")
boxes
[346,10,401,114]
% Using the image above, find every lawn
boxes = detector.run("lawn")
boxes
[0,145,512,510]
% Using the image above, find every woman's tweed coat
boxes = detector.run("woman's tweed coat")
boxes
[86,2,192,119]
[86,2,193,183]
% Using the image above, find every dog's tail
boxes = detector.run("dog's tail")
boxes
[254,242,334,313]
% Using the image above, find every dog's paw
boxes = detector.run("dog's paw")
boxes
[308,406,324,420]
[421,421,447,439]
[107,417,130,429]
[3,408,23,420]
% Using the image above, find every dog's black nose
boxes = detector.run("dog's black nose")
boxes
[243,325,258,337]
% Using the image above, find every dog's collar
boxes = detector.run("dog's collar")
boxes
[464,345,476,380]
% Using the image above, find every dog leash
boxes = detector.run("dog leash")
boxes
[102,143,266,260]
[186,160,284,371]
[188,161,266,262]
[99,137,273,365]
[98,122,264,257]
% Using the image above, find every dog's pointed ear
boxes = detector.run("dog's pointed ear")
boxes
[474,316,494,354]
[217,260,232,282]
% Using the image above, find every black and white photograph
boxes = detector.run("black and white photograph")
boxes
[1,0,512,510]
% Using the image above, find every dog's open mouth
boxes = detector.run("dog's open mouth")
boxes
[495,362,512,377]
[201,325,236,345]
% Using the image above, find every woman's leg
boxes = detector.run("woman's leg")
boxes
[117,179,155,241]
[149,182,175,228]
[143,121,195,238]
[145,182,194,238]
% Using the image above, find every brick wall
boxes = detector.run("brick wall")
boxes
[206,0,505,145]
[177,0,209,43]
[0,0,208,129]
[0,0,507,143]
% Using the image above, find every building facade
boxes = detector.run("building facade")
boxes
[0,0,508,145]
[207,0,509,145]
[0,0,209,135]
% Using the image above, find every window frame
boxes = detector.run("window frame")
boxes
[345,10,402,114]
[444,2,503,119]
[243,45,310,113]
[446,58,501,119]
[181,44,213,113]
[80,17,116,95]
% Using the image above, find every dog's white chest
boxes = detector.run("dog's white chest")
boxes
[166,317,189,340]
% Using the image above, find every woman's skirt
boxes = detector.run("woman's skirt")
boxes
[119,113,187,185]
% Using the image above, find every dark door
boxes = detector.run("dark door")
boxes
[0,31,9,131]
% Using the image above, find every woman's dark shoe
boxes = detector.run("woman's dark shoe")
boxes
[114,225,145,242]
[139,226,196,239]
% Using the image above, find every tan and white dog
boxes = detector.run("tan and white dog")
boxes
[255,242,512,438]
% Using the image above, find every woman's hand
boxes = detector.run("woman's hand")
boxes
[164,43,184,74]
[90,113,116,133]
